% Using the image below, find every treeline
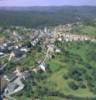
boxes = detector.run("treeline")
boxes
[0,6,96,28]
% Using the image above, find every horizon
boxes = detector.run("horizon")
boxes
[0,0,96,7]
[0,5,96,7]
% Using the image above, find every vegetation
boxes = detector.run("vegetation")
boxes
[0,6,96,28]
[9,41,95,100]
[71,24,96,37]
[0,6,96,99]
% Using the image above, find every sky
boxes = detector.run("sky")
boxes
[0,0,96,7]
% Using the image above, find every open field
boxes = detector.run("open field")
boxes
[37,41,96,99]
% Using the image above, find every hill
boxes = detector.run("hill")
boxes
[0,6,96,28]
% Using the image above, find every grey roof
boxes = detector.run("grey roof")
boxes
[8,73,18,82]
[23,70,32,79]
[6,83,19,94]
[13,49,24,57]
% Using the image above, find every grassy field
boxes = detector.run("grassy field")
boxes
[47,69,94,97]
[38,41,96,99]
[72,24,96,37]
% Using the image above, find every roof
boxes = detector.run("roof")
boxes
[8,73,18,82]
[23,70,32,79]
[6,83,19,94]
[13,49,24,57]
[38,63,47,72]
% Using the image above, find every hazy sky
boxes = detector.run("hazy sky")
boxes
[0,0,96,7]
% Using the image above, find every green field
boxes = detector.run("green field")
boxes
[72,24,96,37]
[37,41,96,99]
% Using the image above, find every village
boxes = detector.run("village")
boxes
[0,24,96,100]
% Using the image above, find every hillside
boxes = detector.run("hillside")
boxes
[0,6,96,27]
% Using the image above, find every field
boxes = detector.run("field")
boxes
[12,41,96,100]
[71,24,96,37]
[37,41,96,99]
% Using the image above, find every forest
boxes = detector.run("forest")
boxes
[0,6,96,28]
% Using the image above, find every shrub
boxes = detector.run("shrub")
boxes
[68,81,79,90]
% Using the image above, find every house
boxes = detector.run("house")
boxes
[8,49,25,61]
[22,70,32,80]
[0,52,4,56]
[3,43,7,47]
[58,37,62,42]
[55,48,61,53]
[4,73,24,96]
[32,61,47,73]
[4,78,24,96]
[4,82,19,95]
[0,47,9,54]
[31,38,39,46]
[13,49,25,58]
[13,31,22,41]
[20,48,29,53]
[38,62,47,72]
[47,44,55,53]
[4,73,18,82]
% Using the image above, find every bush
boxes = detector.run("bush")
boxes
[78,81,86,89]
[63,74,69,80]
[69,67,86,81]
[85,64,92,69]
[68,81,79,90]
